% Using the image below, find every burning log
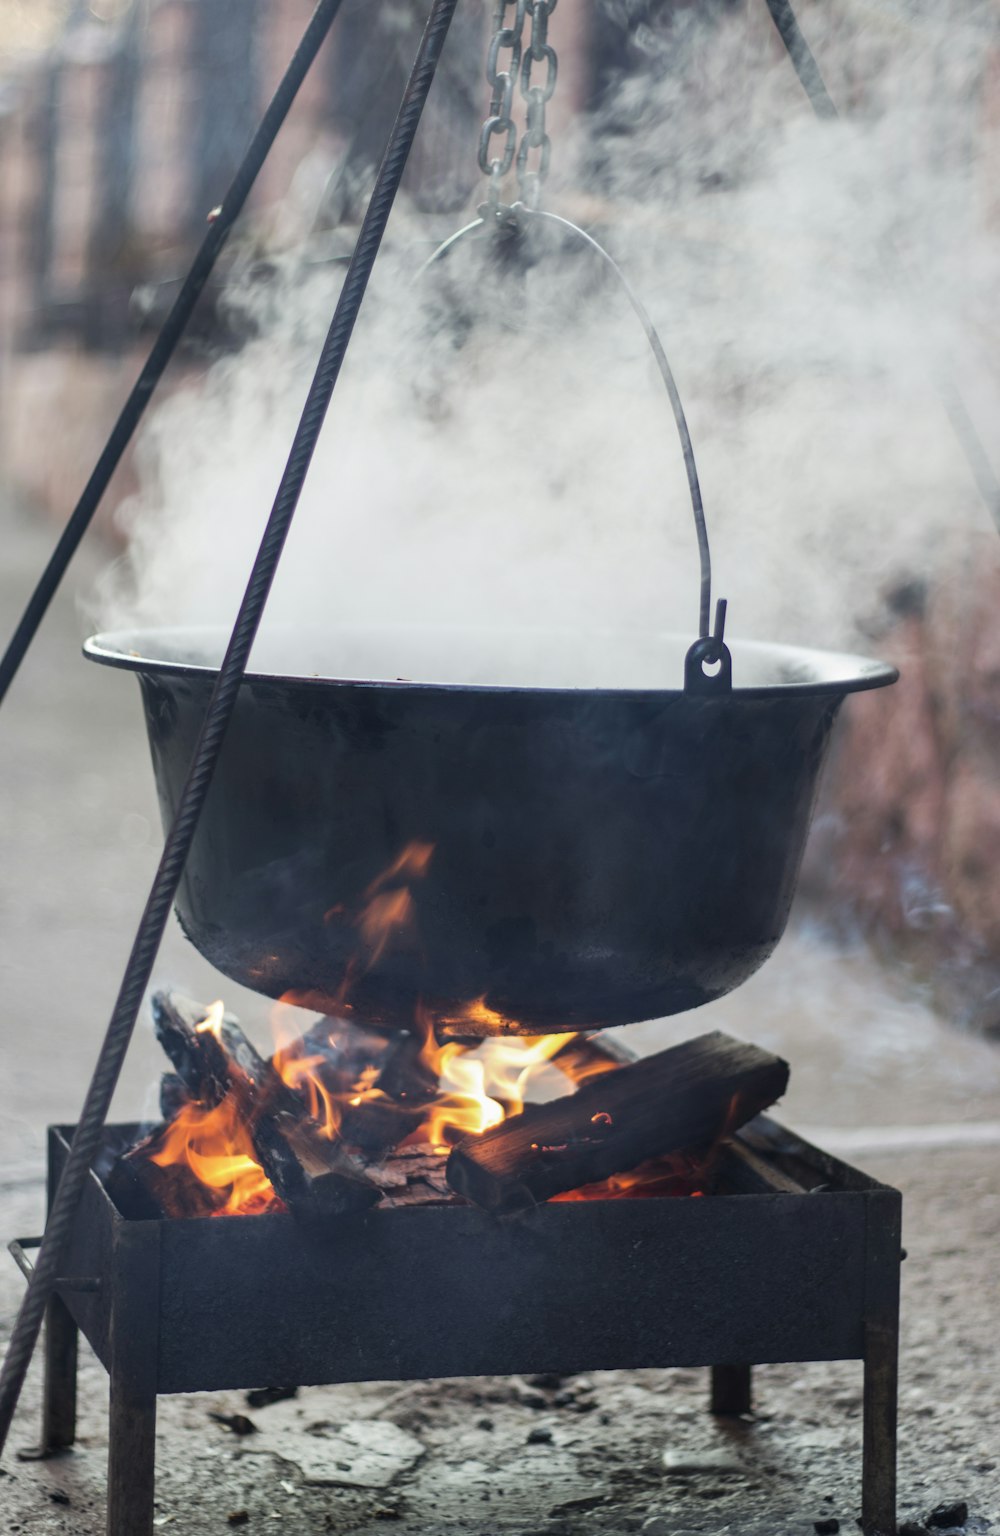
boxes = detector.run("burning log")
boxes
[366,1147,456,1208]
[271,1015,437,1159]
[190,1002,382,1221]
[250,1108,381,1221]
[151,990,230,1104]
[325,1026,439,1158]
[159,1072,191,1122]
[296,1014,394,1096]
[371,1027,439,1104]
[118,991,382,1222]
[105,1143,210,1221]
[445,1031,790,1213]
[339,1095,425,1161]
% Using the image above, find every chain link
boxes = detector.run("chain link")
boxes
[478,0,558,210]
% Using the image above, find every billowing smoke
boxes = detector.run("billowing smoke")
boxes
[94,0,1000,678]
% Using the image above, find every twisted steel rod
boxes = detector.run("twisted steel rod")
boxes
[0,0,460,1458]
[763,0,1000,535]
[0,0,347,711]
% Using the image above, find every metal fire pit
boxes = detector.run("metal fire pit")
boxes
[11,1118,901,1536]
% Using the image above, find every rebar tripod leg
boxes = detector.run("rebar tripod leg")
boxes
[710,1362,752,1416]
[862,1323,898,1536]
[41,1295,78,1449]
[107,1363,156,1536]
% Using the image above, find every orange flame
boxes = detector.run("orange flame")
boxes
[410,1005,576,1146]
[146,999,277,1216]
[136,846,726,1215]
[317,841,437,1013]
[355,841,434,968]
[148,1095,276,1216]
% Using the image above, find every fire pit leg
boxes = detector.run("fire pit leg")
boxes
[860,1188,901,1536]
[41,1296,77,1450]
[861,1322,898,1536]
[108,1367,156,1536]
[107,1226,160,1536]
[709,1362,752,1416]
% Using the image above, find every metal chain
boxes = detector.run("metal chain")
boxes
[477,0,557,210]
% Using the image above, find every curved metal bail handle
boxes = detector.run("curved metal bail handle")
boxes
[418,204,714,640]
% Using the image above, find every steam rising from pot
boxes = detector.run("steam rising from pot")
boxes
[94,0,1000,675]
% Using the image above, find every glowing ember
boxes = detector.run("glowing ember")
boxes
[551,1153,706,1202]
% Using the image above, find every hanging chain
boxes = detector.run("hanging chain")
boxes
[477,0,558,211]
[516,0,557,208]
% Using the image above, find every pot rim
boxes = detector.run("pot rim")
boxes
[83,625,899,700]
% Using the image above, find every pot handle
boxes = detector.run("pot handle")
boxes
[684,599,732,695]
[419,203,728,685]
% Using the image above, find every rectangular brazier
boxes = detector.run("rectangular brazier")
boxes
[19,1118,901,1536]
[48,1120,899,1396]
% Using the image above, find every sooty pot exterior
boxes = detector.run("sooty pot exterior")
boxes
[123,659,858,1033]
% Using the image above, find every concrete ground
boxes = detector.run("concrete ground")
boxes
[1,493,999,1535]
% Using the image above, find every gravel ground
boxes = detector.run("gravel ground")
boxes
[1,495,999,1535]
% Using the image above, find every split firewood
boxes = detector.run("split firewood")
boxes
[331,1027,441,1157]
[197,1008,382,1221]
[150,990,381,1221]
[368,1147,457,1208]
[446,1031,790,1213]
[371,1027,439,1103]
[338,1095,425,1160]
[105,1142,213,1221]
[151,990,232,1104]
[250,1109,381,1220]
[159,1071,191,1121]
[297,1015,394,1097]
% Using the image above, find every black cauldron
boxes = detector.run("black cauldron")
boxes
[85,625,895,1033]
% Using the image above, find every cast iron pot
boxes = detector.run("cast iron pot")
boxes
[85,625,896,1034]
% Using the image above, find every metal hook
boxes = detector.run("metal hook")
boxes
[684,597,732,694]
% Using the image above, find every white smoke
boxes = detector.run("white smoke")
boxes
[94,0,1000,675]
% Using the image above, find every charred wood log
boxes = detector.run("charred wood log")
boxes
[367,1147,457,1208]
[250,1108,382,1220]
[371,1027,439,1104]
[446,1031,790,1213]
[333,1027,442,1156]
[151,991,230,1105]
[338,1095,425,1160]
[159,1072,191,1122]
[297,1015,394,1097]
[152,991,381,1220]
[105,1139,213,1221]
[202,1013,381,1220]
